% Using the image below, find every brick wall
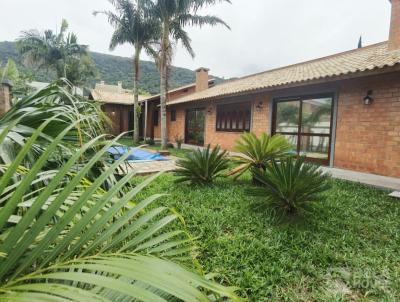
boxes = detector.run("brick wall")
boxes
[158,72,400,178]
[204,96,270,150]
[103,104,132,135]
[334,73,400,177]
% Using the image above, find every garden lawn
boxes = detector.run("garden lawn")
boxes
[135,173,400,301]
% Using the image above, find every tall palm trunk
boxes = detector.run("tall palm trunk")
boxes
[133,46,140,144]
[159,22,169,150]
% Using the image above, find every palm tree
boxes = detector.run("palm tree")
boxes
[17,19,97,87]
[95,0,159,144]
[0,84,241,301]
[152,0,231,149]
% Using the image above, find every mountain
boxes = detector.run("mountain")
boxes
[0,41,223,95]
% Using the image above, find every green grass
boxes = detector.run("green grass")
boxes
[117,137,190,158]
[134,173,400,301]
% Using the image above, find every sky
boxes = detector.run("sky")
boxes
[0,0,392,79]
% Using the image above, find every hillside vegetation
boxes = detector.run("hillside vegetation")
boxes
[0,41,223,94]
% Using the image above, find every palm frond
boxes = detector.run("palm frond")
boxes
[0,117,241,301]
[249,157,331,214]
[228,133,293,180]
[175,145,229,185]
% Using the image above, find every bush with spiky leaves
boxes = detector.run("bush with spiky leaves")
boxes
[227,132,293,181]
[0,121,241,302]
[175,145,229,185]
[249,156,330,214]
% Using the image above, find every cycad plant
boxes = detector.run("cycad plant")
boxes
[249,157,330,214]
[175,145,229,185]
[228,132,293,180]
[0,121,241,301]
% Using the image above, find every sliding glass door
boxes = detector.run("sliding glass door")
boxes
[272,95,334,165]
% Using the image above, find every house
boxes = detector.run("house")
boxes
[146,0,400,178]
[90,81,147,135]
[141,68,215,141]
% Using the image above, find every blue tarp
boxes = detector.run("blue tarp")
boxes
[107,146,166,161]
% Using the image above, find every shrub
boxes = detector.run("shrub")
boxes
[175,145,229,185]
[0,87,241,301]
[228,132,292,180]
[144,137,155,145]
[167,142,175,149]
[249,157,330,214]
[175,135,184,149]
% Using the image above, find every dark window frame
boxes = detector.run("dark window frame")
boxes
[271,93,335,165]
[170,109,177,122]
[216,102,252,132]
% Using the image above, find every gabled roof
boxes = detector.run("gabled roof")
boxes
[141,79,215,103]
[168,42,400,105]
[91,83,147,105]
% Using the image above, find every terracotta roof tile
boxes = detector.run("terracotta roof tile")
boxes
[168,42,400,105]
[91,83,147,105]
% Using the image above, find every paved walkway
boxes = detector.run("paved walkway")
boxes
[118,154,178,175]
[321,167,400,192]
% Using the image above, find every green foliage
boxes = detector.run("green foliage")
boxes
[0,84,241,301]
[16,19,98,86]
[175,145,229,185]
[0,80,105,167]
[0,41,224,94]
[228,132,293,179]
[0,58,33,97]
[175,135,183,149]
[250,157,330,214]
[144,137,155,145]
[0,124,241,301]
[136,173,400,301]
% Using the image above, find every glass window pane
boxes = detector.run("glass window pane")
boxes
[301,98,332,134]
[280,134,298,154]
[232,111,237,130]
[300,135,329,160]
[238,111,244,130]
[244,110,251,131]
[276,101,300,133]
[226,111,231,129]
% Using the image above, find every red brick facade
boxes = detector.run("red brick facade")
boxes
[102,104,132,136]
[155,71,400,178]
[334,73,400,177]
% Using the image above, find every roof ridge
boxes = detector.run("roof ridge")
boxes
[215,41,388,86]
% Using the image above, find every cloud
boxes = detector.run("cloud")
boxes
[0,0,391,78]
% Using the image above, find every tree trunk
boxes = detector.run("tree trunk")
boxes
[160,23,169,150]
[133,47,140,144]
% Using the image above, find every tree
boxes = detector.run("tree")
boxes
[17,19,98,87]
[152,0,230,149]
[95,0,159,144]
[0,59,33,97]
[0,83,241,301]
